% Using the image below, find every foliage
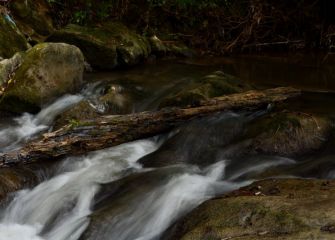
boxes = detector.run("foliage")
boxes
[45,0,335,54]
[46,0,226,25]
[148,0,225,9]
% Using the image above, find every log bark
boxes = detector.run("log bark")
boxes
[0,87,300,167]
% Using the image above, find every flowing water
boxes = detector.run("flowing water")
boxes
[0,56,335,240]
[0,94,83,152]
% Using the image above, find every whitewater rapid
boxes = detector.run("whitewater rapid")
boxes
[0,139,159,240]
[0,91,298,240]
[0,94,83,152]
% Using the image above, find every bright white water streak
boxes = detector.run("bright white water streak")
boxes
[0,139,296,240]
[0,139,160,240]
[94,161,250,240]
[0,94,83,151]
[0,95,83,151]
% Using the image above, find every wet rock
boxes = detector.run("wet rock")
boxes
[0,43,85,113]
[54,83,144,129]
[149,35,194,58]
[149,35,168,56]
[139,112,247,168]
[159,71,252,108]
[48,22,151,70]
[53,101,100,130]
[10,0,54,43]
[163,179,335,240]
[0,52,24,86]
[244,111,333,157]
[0,11,30,59]
[0,162,55,203]
[0,167,37,202]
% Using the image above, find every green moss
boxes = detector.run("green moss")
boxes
[174,198,308,240]
[266,112,302,133]
[160,71,252,108]
[0,43,84,113]
[48,22,151,69]
[10,0,54,42]
[68,118,81,129]
[0,14,29,58]
[54,100,99,129]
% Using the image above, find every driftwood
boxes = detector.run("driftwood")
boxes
[0,87,300,167]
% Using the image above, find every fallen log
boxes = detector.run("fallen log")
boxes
[0,87,300,167]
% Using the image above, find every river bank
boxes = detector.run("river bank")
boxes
[1,1,335,239]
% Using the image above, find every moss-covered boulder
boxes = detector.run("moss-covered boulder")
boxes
[0,11,30,59]
[149,35,194,58]
[48,23,151,69]
[9,0,54,43]
[244,111,332,157]
[0,52,24,87]
[159,71,252,108]
[163,179,335,240]
[0,43,85,113]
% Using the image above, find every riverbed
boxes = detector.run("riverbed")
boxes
[0,55,334,240]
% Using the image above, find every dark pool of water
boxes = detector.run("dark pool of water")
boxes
[84,54,335,116]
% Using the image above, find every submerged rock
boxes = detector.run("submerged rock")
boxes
[48,22,151,69]
[10,0,54,43]
[139,112,247,168]
[0,43,85,113]
[139,111,333,169]
[163,178,335,240]
[159,71,252,108]
[0,11,30,59]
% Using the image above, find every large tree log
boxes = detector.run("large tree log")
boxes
[0,87,300,167]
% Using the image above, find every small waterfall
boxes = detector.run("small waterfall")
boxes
[95,161,247,240]
[0,105,301,240]
[0,94,83,151]
[0,139,159,240]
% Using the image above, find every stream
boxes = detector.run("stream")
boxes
[0,56,335,240]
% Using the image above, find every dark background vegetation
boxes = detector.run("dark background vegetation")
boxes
[12,0,335,54]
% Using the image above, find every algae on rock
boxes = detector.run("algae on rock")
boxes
[54,83,143,129]
[244,111,332,157]
[0,43,85,113]
[0,12,30,59]
[0,52,24,87]
[10,0,54,43]
[149,35,194,58]
[48,22,151,69]
[160,71,253,108]
[163,179,335,240]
